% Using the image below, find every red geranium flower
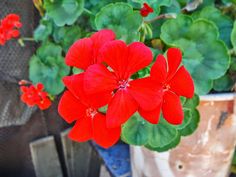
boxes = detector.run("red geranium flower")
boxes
[65,29,116,70]
[58,73,121,148]
[140,3,154,17]
[0,14,22,45]
[84,40,163,128]
[20,83,51,110]
[141,48,194,124]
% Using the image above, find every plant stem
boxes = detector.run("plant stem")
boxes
[144,13,177,23]
[21,37,35,41]
[83,8,93,16]
[17,37,35,47]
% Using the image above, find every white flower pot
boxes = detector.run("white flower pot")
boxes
[131,93,236,177]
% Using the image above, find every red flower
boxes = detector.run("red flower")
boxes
[65,29,116,70]
[58,73,121,148]
[84,40,163,128]
[140,3,154,17]
[20,83,51,110]
[142,48,194,124]
[0,14,22,45]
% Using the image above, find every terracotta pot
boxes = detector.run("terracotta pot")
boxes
[131,93,236,177]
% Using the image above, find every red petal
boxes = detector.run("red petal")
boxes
[37,98,51,110]
[150,54,168,84]
[128,77,163,111]
[168,66,194,98]
[91,29,116,62]
[93,113,121,148]
[99,40,128,79]
[84,64,117,94]
[58,91,87,123]
[162,91,184,125]
[65,38,93,70]
[124,42,152,78]
[63,73,85,99]
[166,48,182,80]
[138,103,162,124]
[69,117,93,142]
[63,73,112,108]
[106,89,138,128]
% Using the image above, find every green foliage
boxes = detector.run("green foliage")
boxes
[95,2,142,43]
[160,14,230,94]
[192,6,233,47]
[30,0,236,152]
[122,95,200,152]
[29,42,70,95]
[44,0,84,26]
[213,75,234,91]
[231,21,236,50]
[34,17,53,41]
[53,26,81,52]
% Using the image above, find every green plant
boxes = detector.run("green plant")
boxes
[20,0,236,151]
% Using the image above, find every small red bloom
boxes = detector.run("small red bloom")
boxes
[0,14,22,45]
[140,3,154,17]
[58,73,121,148]
[84,40,163,128]
[20,83,51,110]
[141,48,194,125]
[65,29,116,70]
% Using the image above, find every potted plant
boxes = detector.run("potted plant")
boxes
[2,0,235,176]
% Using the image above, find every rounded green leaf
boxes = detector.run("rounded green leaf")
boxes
[34,18,53,41]
[145,131,181,152]
[53,26,81,52]
[213,75,234,91]
[161,14,230,94]
[122,94,200,152]
[44,0,84,26]
[148,118,179,148]
[179,109,200,136]
[29,42,70,95]
[95,2,142,43]
[192,6,233,47]
[122,113,151,145]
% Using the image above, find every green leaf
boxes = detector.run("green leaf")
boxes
[176,109,192,131]
[183,94,199,109]
[29,42,70,95]
[213,75,234,91]
[192,6,233,47]
[44,0,84,26]
[122,113,151,145]
[231,21,236,50]
[34,18,53,41]
[72,67,84,74]
[162,0,181,14]
[85,0,126,13]
[122,94,200,152]
[148,118,179,147]
[95,2,142,43]
[179,109,200,136]
[53,26,81,52]
[161,14,230,95]
[145,131,181,152]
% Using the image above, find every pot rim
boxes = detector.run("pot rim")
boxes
[200,93,236,101]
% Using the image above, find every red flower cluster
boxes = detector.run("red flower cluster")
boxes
[0,14,22,45]
[20,83,51,110]
[140,3,154,17]
[142,48,194,124]
[58,29,194,148]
